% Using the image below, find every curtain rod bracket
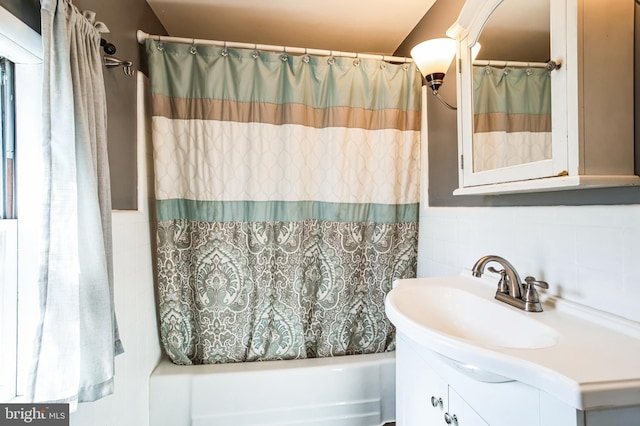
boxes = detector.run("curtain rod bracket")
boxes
[103,55,134,77]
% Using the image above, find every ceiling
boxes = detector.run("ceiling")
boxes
[145,0,438,56]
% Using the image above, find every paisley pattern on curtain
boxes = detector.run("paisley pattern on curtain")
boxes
[472,65,552,172]
[146,40,421,365]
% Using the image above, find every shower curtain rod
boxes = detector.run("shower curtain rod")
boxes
[473,59,559,69]
[136,30,412,63]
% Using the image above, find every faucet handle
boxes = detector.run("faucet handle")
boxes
[523,276,549,304]
[524,276,549,289]
[488,266,509,293]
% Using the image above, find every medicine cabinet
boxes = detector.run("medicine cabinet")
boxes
[447,0,639,195]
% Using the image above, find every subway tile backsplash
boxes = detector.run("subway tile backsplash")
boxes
[417,205,640,323]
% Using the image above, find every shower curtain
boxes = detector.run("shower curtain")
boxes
[146,40,421,365]
[472,65,551,172]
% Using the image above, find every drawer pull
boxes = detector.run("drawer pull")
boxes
[430,396,443,408]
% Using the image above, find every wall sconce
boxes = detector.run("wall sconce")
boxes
[410,38,457,109]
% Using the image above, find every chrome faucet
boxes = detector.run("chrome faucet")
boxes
[471,255,548,312]
[472,255,523,299]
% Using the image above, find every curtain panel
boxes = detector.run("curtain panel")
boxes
[472,65,552,172]
[146,40,421,365]
[33,0,122,409]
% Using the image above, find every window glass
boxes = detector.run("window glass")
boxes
[1,56,15,219]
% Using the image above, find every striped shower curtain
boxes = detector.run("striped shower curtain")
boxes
[472,65,551,172]
[145,40,421,365]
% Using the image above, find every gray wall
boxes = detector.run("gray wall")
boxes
[396,0,640,206]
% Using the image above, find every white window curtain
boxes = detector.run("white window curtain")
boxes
[30,0,123,409]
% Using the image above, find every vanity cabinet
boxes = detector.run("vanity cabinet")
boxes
[396,338,448,425]
[397,333,546,426]
[447,0,639,195]
[397,332,640,426]
[397,334,487,425]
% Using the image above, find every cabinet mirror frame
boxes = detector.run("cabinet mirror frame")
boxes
[447,0,569,193]
[448,0,639,196]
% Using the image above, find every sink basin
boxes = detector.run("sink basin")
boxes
[387,279,560,350]
[386,273,640,411]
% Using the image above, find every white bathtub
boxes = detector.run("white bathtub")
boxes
[149,352,396,426]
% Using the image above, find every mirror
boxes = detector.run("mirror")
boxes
[450,0,638,195]
[475,0,549,62]
[471,0,551,173]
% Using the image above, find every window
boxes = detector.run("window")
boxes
[0,5,43,403]
[1,57,15,220]
[0,55,17,402]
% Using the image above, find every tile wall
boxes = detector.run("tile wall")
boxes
[70,210,160,426]
[417,205,640,322]
[70,74,161,426]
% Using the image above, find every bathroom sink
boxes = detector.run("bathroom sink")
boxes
[385,273,640,411]
[387,281,560,350]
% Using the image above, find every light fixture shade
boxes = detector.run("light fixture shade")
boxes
[410,38,456,78]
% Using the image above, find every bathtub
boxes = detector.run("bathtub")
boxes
[149,352,396,426]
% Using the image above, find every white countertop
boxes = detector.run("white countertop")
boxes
[385,272,640,410]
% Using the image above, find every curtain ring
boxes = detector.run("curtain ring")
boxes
[328,51,335,65]
[221,41,228,57]
[353,52,360,67]
[485,60,492,74]
[252,44,259,59]
[190,39,197,55]
[157,35,164,51]
[302,47,310,63]
[502,61,510,75]
[402,56,409,70]
[280,46,289,62]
